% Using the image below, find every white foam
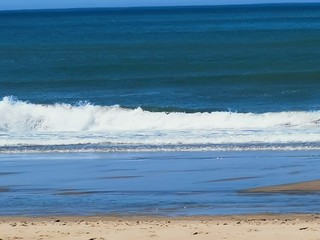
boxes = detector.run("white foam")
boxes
[1,96,320,149]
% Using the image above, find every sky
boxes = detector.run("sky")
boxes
[1,0,320,11]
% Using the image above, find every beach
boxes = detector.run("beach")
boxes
[0,214,319,240]
[1,152,320,240]
[0,151,320,240]
[1,151,320,239]
[1,4,320,239]
[1,149,320,240]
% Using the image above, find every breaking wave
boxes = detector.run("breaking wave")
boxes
[1,96,320,152]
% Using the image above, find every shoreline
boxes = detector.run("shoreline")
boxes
[1,213,320,222]
[0,214,319,240]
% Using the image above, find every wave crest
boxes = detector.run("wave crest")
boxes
[2,96,320,151]
[1,96,320,132]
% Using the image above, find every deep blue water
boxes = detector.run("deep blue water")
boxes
[1,4,320,152]
[0,4,320,113]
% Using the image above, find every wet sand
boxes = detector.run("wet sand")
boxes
[242,180,320,194]
[0,214,319,240]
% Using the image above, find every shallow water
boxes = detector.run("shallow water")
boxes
[0,151,320,216]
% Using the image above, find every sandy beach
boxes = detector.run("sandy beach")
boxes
[1,179,320,240]
[0,214,319,240]
[1,152,320,240]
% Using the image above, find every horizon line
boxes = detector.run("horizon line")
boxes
[0,2,319,13]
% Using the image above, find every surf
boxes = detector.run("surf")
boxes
[2,96,320,152]
[1,96,320,132]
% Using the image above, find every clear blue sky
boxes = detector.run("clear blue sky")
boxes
[1,0,320,10]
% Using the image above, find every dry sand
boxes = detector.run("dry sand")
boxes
[0,214,319,240]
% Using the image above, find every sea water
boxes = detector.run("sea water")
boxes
[1,4,320,215]
[1,151,320,216]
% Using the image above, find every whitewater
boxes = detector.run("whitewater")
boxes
[1,96,320,152]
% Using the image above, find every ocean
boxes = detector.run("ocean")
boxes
[1,4,320,216]
[1,4,320,153]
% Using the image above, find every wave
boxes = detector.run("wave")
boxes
[1,96,320,152]
[2,96,320,132]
